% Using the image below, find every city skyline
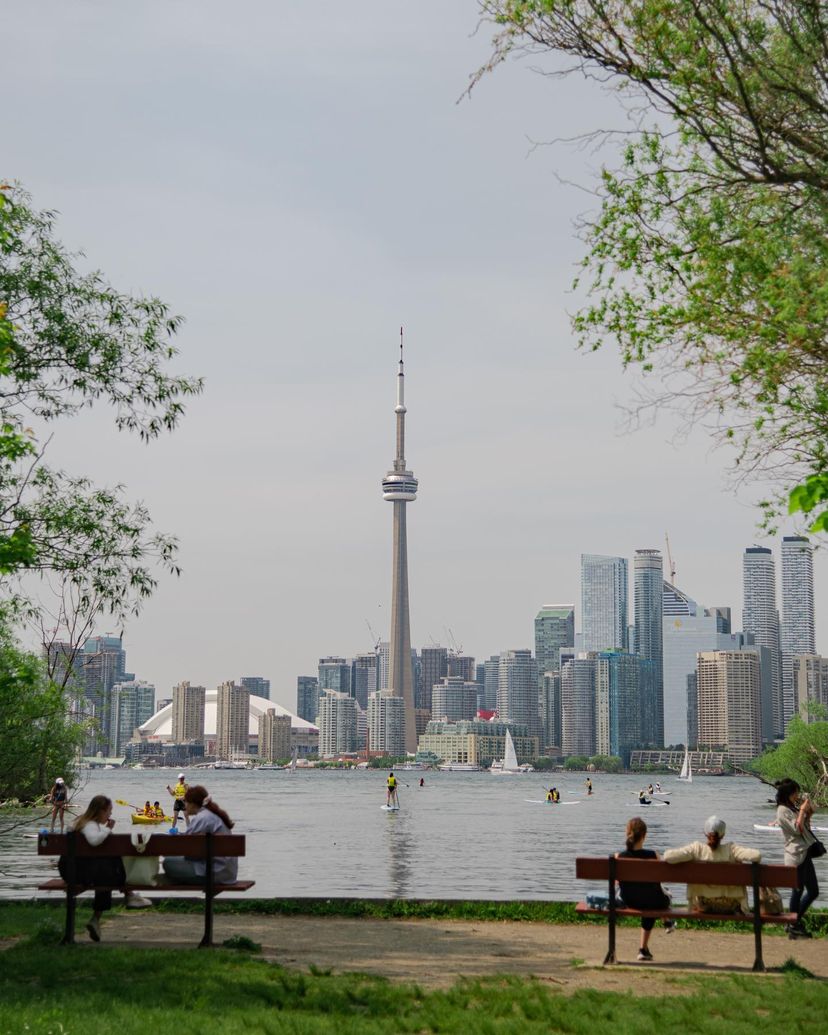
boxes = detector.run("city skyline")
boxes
[10,2,828,711]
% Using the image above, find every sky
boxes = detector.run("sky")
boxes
[7,1,826,711]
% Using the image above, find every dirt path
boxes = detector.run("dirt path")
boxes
[99,913,827,993]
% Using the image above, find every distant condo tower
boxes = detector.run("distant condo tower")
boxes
[382,329,418,752]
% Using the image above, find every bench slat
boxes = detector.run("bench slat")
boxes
[37,833,246,858]
[37,878,255,893]
[574,901,795,924]
[575,856,796,887]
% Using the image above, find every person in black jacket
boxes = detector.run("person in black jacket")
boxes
[617,816,675,961]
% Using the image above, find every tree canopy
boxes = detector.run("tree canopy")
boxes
[753,710,828,806]
[476,1,828,529]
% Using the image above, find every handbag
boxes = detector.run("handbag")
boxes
[759,886,784,915]
[807,837,827,859]
[122,831,160,886]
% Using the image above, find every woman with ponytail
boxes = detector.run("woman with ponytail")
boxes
[664,816,760,913]
[162,786,238,885]
[616,817,674,961]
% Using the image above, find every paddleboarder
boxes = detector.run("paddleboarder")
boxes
[386,772,399,807]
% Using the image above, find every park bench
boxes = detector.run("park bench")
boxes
[37,831,254,947]
[575,856,799,972]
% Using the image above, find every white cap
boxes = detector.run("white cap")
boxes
[704,815,726,836]
[56,777,64,784]
[178,773,185,779]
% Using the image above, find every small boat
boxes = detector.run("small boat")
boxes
[437,762,481,772]
[491,730,528,775]
[676,748,693,783]
[131,813,171,825]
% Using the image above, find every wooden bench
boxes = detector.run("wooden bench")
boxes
[576,856,799,972]
[38,831,254,947]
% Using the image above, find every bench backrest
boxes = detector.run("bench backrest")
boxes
[576,856,797,888]
[37,833,246,859]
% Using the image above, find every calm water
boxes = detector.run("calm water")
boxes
[0,769,815,900]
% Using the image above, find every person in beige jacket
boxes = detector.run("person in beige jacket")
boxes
[664,816,761,913]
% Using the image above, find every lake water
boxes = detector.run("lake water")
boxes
[0,769,816,901]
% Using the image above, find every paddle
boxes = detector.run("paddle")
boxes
[115,798,144,812]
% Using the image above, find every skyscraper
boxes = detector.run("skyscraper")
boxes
[431,676,478,722]
[594,652,653,766]
[240,676,271,701]
[419,646,448,712]
[318,657,351,696]
[535,606,575,752]
[634,549,664,747]
[296,676,320,723]
[581,555,628,652]
[561,654,597,757]
[317,689,358,756]
[792,655,828,720]
[781,536,816,728]
[696,650,762,764]
[743,546,782,737]
[352,653,379,710]
[368,689,406,756]
[172,681,206,743]
[109,680,155,756]
[81,635,129,753]
[216,681,250,760]
[482,655,500,711]
[382,333,418,752]
[258,709,291,762]
[497,649,540,737]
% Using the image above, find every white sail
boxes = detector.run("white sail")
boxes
[677,748,692,782]
[503,729,519,771]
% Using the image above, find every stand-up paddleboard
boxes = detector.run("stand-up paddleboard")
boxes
[636,800,670,807]
[524,799,580,805]
[381,804,400,811]
[754,823,828,833]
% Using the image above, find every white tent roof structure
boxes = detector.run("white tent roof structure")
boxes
[138,691,317,740]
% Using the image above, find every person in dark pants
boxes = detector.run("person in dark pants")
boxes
[776,778,820,938]
[617,816,675,961]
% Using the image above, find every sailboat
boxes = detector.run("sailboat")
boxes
[677,747,693,783]
[491,729,531,774]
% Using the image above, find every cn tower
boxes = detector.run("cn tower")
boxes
[382,329,418,752]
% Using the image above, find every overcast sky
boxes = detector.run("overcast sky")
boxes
[8,1,825,711]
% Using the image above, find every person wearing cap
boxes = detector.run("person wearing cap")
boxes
[48,777,68,833]
[664,816,760,913]
[166,773,189,829]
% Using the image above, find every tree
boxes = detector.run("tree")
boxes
[476,2,828,529]
[753,710,828,806]
[0,621,87,803]
[588,754,622,773]
[0,183,202,639]
[564,754,589,770]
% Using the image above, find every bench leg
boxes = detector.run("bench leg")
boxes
[751,863,765,972]
[61,889,76,946]
[199,893,214,948]
[604,914,617,965]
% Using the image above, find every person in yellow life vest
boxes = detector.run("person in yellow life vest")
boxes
[553,788,561,803]
[166,773,189,828]
[141,800,153,816]
[386,773,399,807]
[152,801,164,818]
[546,788,554,803]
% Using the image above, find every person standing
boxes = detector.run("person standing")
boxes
[617,817,675,961]
[586,778,593,796]
[48,777,68,833]
[776,778,820,938]
[386,772,399,807]
[166,772,189,828]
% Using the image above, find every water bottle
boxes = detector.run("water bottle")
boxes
[168,826,179,835]
[38,828,49,849]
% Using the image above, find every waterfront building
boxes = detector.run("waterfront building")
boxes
[81,635,130,753]
[535,605,575,750]
[781,536,816,729]
[419,646,448,713]
[317,689,358,756]
[258,709,292,762]
[482,655,500,711]
[352,653,379,710]
[367,689,405,756]
[561,653,597,757]
[743,546,782,738]
[296,675,320,723]
[581,555,628,652]
[634,549,664,747]
[792,655,828,720]
[216,681,250,760]
[381,334,419,752]
[318,657,351,696]
[540,671,562,754]
[172,681,206,744]
[497,649,540,738]
[431,676,478,722]
[109,680,155,756]
[417,718,538,767]
[696,650,762,764]
[240,676,270,701]
[594,651,654,766]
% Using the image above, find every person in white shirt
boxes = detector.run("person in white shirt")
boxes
[58,795,151,942]
[162,786,238,885]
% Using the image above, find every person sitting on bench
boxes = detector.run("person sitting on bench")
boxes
[664,816,760,913]
[162,786,237,885]
[616,816,674,962]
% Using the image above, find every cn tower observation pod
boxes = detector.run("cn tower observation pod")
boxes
[382,471,418,501]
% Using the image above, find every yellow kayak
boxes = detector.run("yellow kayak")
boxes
[131,813,171,825]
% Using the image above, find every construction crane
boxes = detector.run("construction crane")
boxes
[664,533,677,584]
[365,619,382,655]
[444,627,463,657]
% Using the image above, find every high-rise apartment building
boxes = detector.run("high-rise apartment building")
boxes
[540,671,562,754]
[447,654,476,682]
[296,676,320,723]
[535,605,575,752]
[81,635,129,752]
[172,681,207,743]
[482,655,500,711]
[317,689,358,756]
[109,680,155,756]
[367,689,405,756]
[352,654,379,710]
[634,549,664,747]
[581,555,628,652]
[431,676,478,722]
[743,546,782,738]
[781,536,816,729]
[377,642,390,690]
[696,650,762,764]
[258,709,292,762]
[419,646,448,713]
[497,649,540,738]
[318,657,351,696]
[792,655,828,720]
[561,654,597,757]
[240,676,270,701]
[216,681,250,760]
[594,652,653,766]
